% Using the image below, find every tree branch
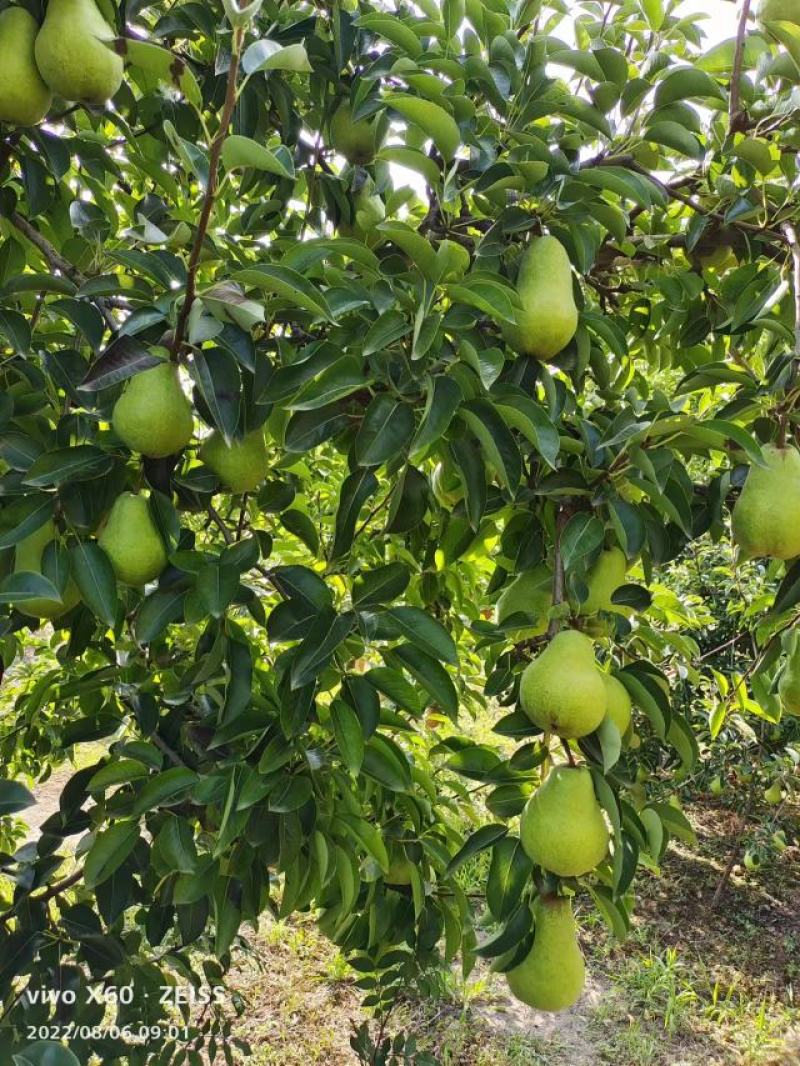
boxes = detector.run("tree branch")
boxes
[171,28,245,359]
[9,211,118,332]
[729,0,752,134]
[781,221,800,356]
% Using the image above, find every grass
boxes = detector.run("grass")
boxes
[223,794,799,1065]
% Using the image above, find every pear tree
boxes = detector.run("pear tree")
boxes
[0,0,798,1062]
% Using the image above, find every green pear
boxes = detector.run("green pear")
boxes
[384,852,414,886]
[520,629,606,738]
[506,896,585,1011]
[732,444,800,560]
[709,775,724,797]
[13,520,80,619]
[112,362,194,458]
[0,8,52,126]
[199,429,268,493]
[329,101,381,164]
[502,237,578,361]
[520,765,609,876]
[430,460,464,507]
[495,564,552,640]
[98,493,167,585]
[580,547,628,615]
[778,638,800,716]
[601,672,632,736]
[35,0,124,106]
[759,0,800,24]
[764,780,783,806]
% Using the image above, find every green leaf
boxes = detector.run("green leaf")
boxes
[332,468,379,559]
[0,308,31,353]
[84,820,141,888]
[644,121,703,159]
[13,1041,82,1066]
[290,608,355,688]
[445,823,508,877]
[385,605,458,664]
[70,541,118,628]
[384,93,461,159]
[559,513,605,571]
[352,562,410,608]
[23,446,113,487]
[330,700,365,772]
[0,571,62,606]
[235,264,334,321]
[221,135,295,179]
[357,13,424,57]
[486,836,534,921]
[362,734,412,791]
[492,389,560,468]
[131,768,197,817]
[355,395,415,467]
[0,779,35,815]
[654,66,726,107]
[336,812,390,872]
[288,356,368,411]
[242,39,312,74]
[88,760,150,793]
[389,642,458,716]
[279,509,320,555]
[410,375,463,458]
[134,588,185,642]
[589,884,630,939]
[459,399,522,492]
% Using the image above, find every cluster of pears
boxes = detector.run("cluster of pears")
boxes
[112,360,269,493]
[0,0,123,126]
[495,545,629,642]
[502,236,578,361]
[731,443,800,560]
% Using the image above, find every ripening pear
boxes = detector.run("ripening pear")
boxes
[431,460,464,507]
[495,564,552,640]
[329,100,382,164]
[732,444,800,560]
[520,765,609,876]
[581,547,628,615]
[98,493,167,585]
[0,8,52,126]
[506,896,585,1012]
[502,237,578,361]
[520,629,606,738]
[35,0,124,106]
[601,672,632,736]
[112,362,194,458]
[13,521,80,619]
[759,0,800,25]
[764,780,783,806]
[199,429,268,494]
[778,635,800,716]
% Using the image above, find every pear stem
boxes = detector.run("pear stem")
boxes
[171,26,246,361]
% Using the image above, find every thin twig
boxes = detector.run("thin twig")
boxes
[729,0,752,134]
[781,221,800,355]
[0,868,83,927]
[171,27,245,359]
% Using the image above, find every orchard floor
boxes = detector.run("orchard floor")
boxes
[226,797,800,1066]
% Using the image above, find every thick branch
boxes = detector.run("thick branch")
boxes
[171,29,245,359]
[729,0,752,134]
[9,211,118,332]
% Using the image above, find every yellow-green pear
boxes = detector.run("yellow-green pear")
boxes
[35,0,124,106]
[112,362,193,458]
[778,636,800,716]
[0,8,52,126]
[13,521,80,619]
[520,629,606,738]
[199,429,268,493]
[502,236,578,361]
[495,564,552,640]
[431,460,463,507]
[329,101,381,164]
[98,493,167,585]
[732,444,800,560]
[506,896,585,1011]
[581,547,628,615]
[384,852,414,886]
[520,765,609,876]
[759,0,800,25]
[764,780,783,805]
[601,672,632,735]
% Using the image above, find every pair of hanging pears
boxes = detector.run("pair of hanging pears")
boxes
[0,0,123,126]
[495,546,629,640]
